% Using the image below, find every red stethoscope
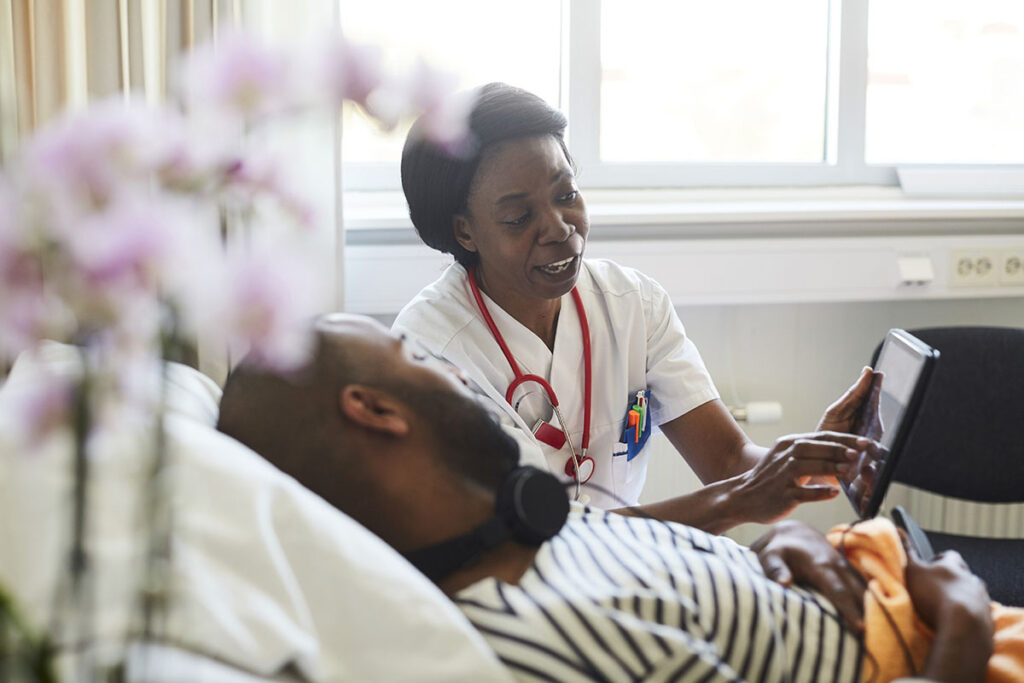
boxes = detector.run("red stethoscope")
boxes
[467,265,594,495]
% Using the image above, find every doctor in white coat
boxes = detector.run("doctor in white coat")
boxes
[393,83,875,533]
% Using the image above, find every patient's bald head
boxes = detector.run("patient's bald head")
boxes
[216,316,381,506]
[217,314,519,512]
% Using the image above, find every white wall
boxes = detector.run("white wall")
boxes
[640,296,1024,544]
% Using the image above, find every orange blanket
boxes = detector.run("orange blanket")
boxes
[827,518,1024,683]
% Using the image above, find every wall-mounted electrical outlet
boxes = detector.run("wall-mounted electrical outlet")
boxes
[999,249,1024,286]
[950,249,999,287]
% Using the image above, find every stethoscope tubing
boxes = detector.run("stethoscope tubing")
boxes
[467,265,593,494]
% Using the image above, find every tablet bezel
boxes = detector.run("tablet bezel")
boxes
[842,328,940,519]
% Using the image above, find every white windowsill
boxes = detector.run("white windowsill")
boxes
[343,185,1024,313]
[343,185,1024,241]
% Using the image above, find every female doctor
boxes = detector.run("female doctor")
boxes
[393,83,874,533]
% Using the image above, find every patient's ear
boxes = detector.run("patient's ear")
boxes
[339,385,409,437]
[452,214,478,254]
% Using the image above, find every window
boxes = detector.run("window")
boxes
[338,0,1024,190]
[600,0,829,164]
[337,0,560,172]
[865,0,1024,164]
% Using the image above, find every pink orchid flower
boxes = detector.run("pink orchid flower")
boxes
[182,30,292,118]
[319,32,385,110]
[220,248,319,371]
[69,197,173,290]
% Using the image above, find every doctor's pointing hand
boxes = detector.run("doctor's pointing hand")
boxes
[392,82,874,533]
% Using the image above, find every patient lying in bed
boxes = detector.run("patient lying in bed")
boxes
[0,341,512,682]
[217,313,1023,683]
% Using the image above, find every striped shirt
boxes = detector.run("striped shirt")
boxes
[455,505,863,682]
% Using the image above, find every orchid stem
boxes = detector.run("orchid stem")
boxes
[68,348,96,678]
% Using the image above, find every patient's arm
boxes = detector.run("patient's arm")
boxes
[749,520,866,632]
[905,548,994,683]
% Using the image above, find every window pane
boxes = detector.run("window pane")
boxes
[337,0,561,163]
[600,0,829,163]
[866,0,1024,164]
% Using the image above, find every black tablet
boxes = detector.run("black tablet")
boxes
[842,329,940,519]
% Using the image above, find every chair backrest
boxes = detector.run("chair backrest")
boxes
[872,326,1024,503]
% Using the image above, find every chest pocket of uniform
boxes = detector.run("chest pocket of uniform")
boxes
[611,449,634,489]
[612,389,653,490]
[612,440,650,489]
[617,389,652,460]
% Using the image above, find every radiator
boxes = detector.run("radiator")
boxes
[885,483,1024,539]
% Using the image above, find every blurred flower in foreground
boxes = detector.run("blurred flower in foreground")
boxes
[367,58,472,153]
[0,26,475,679]
[398,60,475,154]
[16,370,73,446]
[20,100,157,209]
[220,246,320,371]
[318,31,385,110]
[171,233,323,373]
[0,28,474,445]
[181,30,292,119]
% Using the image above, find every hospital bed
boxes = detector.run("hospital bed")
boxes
[0,343,513,682]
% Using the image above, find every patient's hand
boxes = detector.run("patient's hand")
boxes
[905,547,991,630]
[904,545,994,682]
[750,520,865,632]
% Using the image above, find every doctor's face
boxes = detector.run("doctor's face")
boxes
[454,135,589,305]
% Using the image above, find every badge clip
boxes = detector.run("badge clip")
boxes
[533,419,566,449]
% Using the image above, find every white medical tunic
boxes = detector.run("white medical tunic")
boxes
[392,258,719,509]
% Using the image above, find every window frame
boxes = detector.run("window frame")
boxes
[569,0,887,187]
[342,0,1024,192]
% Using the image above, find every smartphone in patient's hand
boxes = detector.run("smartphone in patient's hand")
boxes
[892,505,935,561]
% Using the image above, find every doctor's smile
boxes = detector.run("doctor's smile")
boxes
[537,254,579,275]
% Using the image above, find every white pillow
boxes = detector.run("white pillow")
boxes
[0,343,512,682]
[164,359,222,427]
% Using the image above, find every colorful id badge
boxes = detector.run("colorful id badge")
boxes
[615,389,652,461]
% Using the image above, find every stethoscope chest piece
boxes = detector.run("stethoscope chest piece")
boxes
[564,455,595,484]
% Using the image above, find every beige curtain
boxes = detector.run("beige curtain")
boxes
[0,0,251,163]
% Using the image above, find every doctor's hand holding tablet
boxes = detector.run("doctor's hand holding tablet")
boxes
[392,82,877,534]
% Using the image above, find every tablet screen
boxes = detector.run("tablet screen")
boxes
[842,329,938,518]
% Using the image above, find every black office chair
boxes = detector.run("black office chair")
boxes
[871,326,1024,606]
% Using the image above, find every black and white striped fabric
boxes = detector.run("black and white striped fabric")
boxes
[456,505,863,682]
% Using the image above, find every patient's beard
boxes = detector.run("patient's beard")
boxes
[406,387,520,492]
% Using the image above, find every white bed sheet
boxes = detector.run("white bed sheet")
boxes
[0,343,514,682]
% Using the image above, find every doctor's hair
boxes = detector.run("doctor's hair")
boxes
[401,82,573,268]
